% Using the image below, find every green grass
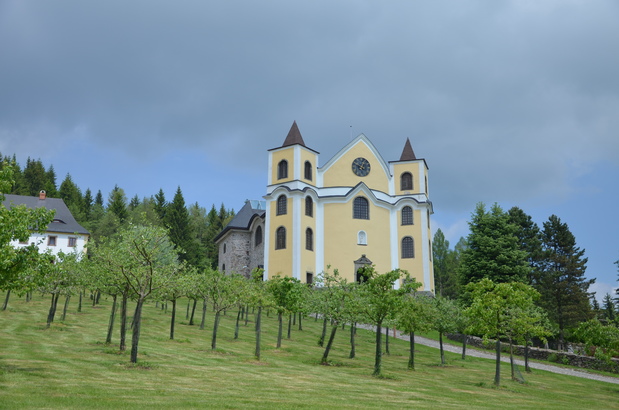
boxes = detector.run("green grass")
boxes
[2,293,619,409]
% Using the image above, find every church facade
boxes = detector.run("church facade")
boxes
[216,122,434,292]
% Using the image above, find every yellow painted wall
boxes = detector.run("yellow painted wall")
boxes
[300,148,317,185]
[268,195,293,278]
[393,161,426,196]
[322,198,392,282]
[397,208,425,284]
[322,143,389,192]
[270,148,295,184]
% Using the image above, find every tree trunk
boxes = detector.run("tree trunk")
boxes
[119,291,128,351]
[321,324,338,364]
[255,306,262,360]
[509,338,515,381]
[46,293,57,328]
[494,339,501,386]
[298,313,303,331]
[170,299,176,340]
[385,326,390,355]
[2,289,11,311]
[373,321,383,376]
[525,338,531,373]
[130,297,145,363]
[319,317,327,347]
[293,312,296,326]
[245,304,250,326]
[439,332,445,365]
[92,291,96,307]
[462,334,467,360]
[61,295,70,321]
[349,322,356,359]
[287,314,292,339]
[277,312,283,348]
[200,299,207,330]
[211,310,221,350]
[106,294,117,344]
[408,332,415,370]
[77,291,82,313]
[95,291,101,305]
[189,299,197,325]
[234,308,241,339]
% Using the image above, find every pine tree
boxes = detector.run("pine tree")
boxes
[601,293,616,323]
[95,190,104,207]
[165,187,198,266]
[59,173,83,218]
[23,158,49,196]
[107,185,128,223]
[45,165,58,197]
[82,188,94,220]
[507,207,543,285]
[538,215,594,350]
[459,203,529,287]
[153,188,167,223]
[432,229,458,299]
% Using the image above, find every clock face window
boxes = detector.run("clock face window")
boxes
[352,157,371,177]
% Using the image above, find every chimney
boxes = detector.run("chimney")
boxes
[39,190,46,200]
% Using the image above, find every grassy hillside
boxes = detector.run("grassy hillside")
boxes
[1,292,618,409]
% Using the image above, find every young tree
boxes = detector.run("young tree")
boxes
[395,279,431,370]
[459,203,529,287]
[465,279,546,386]
[538,215,594,350]
[267,275,303,349]
[432,296,459,365]
[203,269,245,350]
[357,267,403,376]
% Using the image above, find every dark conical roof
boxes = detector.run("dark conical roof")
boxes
[399,138,417,161]
[282,121,306,147]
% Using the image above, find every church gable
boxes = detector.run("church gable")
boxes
[319,134,391,192]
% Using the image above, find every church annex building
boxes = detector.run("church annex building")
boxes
[215,122,434,292]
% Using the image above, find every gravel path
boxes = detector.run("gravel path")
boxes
[360,324,619,385]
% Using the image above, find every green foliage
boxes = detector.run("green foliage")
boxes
[459,203,529,287]
[432,229,460,299]
[573,319,619,357]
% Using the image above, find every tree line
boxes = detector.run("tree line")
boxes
[433,202,619,361]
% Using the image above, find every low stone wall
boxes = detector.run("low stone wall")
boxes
[447,333,619,374]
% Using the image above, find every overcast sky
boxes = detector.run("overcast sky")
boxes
[1,1,617,299]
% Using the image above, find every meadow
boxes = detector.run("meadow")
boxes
[1,292,618,409]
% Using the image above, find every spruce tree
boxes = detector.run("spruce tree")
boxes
[59,174,83,218]
[432,229,458,299]
[23,158,49,196]
[538,214,594,350]
[107,185,128,223]
[507,206,544,285]
[459,203,529,287]
[166,187,198,266]
[154,188,167,223]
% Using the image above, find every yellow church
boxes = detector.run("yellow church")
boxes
[216,122,434,292]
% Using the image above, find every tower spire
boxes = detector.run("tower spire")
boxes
[282,121,306,147]
[399,138,416,161]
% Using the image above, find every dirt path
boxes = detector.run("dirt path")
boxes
[362,324,619,385]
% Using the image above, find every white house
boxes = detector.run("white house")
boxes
[2,191,90,257]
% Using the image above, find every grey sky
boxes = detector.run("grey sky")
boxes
[1,0,618,296]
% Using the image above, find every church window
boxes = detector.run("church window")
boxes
[353,197,369,220]
[306,228,313,251]
[304,161,312,181]
[277,195,287,215]
[401,206,413,225]
[255,226,263,247]
[305,196,313,217]
[223,243,226,253]
[278,160,288,179]
[402,236,414,258]
[358,230,367,245]
[276,227,286,250]
[401,172,413,191]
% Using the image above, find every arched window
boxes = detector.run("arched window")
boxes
[276,195,287,215]
[255,226,263,247]
[353,197,369,220]
[358,230,367,245]
[304,161,312,181]
[305,196,313,217]
[306,228,313,251]
[401,206,413,225]
[276,227,286,250]
[278,160,288,179]
[402,236,414,258]
[401,172,413,191]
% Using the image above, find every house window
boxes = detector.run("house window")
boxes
[402,236,414,258]
[222,264,226,272]
[277,195,287,215]
[48,236,57,246]
[401,172,413,191]
[68,237,77,247]
[353,197,369,220]
[401,206,413,225]
[305,196,313,217]
[305,228,313,251]
[276,227,286,249]
[278,160,288,179]
[19,238,28,245]
[255,226,263,247]
[358,231,367,245]
[223,243,227,253]
[304,161,312,181]
[306,272,314,285]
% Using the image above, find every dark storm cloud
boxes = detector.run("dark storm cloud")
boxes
[1,0,618,213]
